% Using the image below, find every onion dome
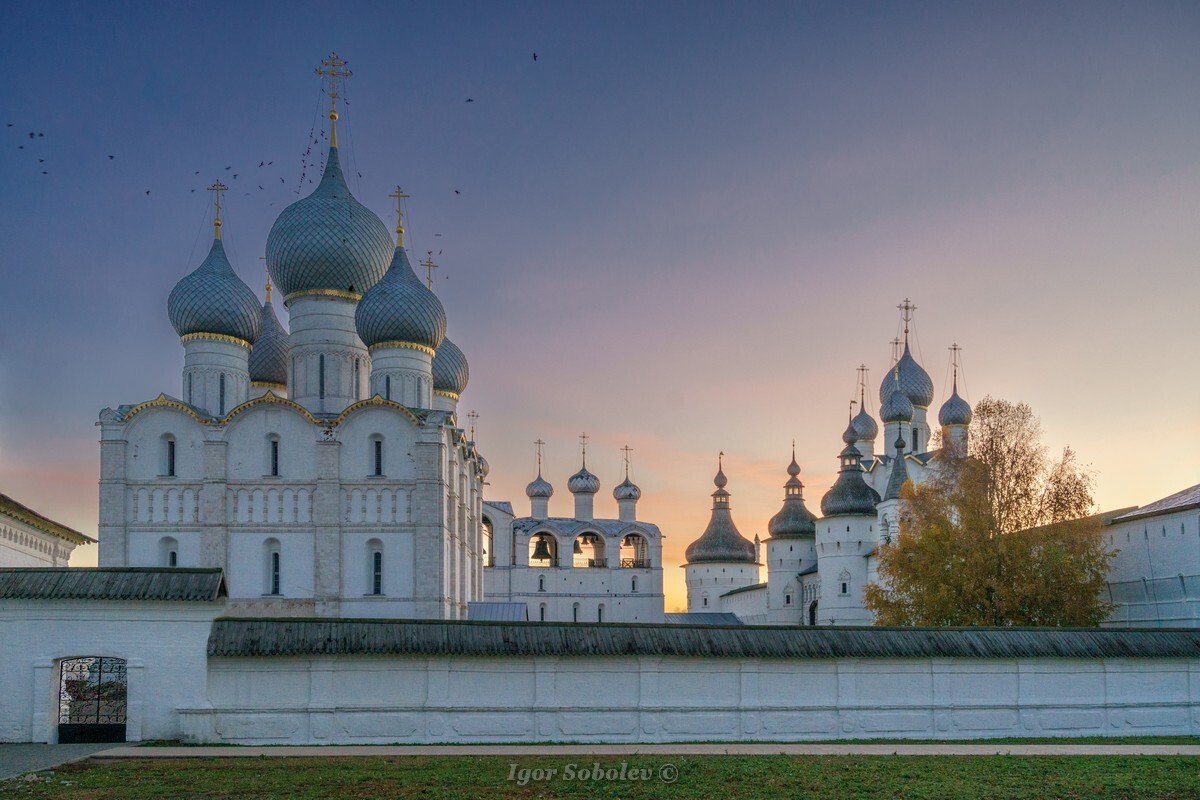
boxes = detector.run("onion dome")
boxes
[685,461,756,564]
[613,476,642,501]
[355,246,447,350]
[168,238,262,344]
[768,452,817,538]
[525,472,553,499]
[266,147,393,300]
[879,343,934,408]
[841,418,860,444]
[881,385,914,423]
[431,337,469,396]
[884,430,909,501]
[477,454,490,479]
[248,296,289,386]
[568,465,600,495]
[852,405,879,441]
[820,444,881,517]
[938,383,973,427]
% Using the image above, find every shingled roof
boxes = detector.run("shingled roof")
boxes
[1109,483,1200,524]
[0,568,226,602]
[208,618,1200,659]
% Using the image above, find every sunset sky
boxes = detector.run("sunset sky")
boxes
[2,1,1198,610]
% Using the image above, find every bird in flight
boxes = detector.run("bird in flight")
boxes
[533,52,538,62]
[465,98,474,103]
[145,190,150,195]
[454,190,460,195]
[108,155,115,160]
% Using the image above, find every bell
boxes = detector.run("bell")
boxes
[531,536,553,561]
[582,532,596,545]
[621,535,632,548]
[573,539,583,554]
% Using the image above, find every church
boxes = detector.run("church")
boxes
[1,56,1197,747]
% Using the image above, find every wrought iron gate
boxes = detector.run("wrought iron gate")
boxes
[58,657,127,744]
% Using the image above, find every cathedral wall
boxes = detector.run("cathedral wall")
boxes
[0,600,220,744]
[1103,508,1200,628]
[180,654,1200,744]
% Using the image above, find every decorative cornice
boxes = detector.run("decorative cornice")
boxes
[434,389,460,402]
[284,288,361,305]
[250,381,288,390]
[223,391,319,425]
[334,394,421,426]
[0,494,94,545]
[368,341,437,358]
[122,393,212,425]
[180,332,252,350]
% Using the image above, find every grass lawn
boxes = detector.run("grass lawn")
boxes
[5,755,1200,799]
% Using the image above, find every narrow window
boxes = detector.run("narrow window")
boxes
[166,438,176,477]
[187,373,193,405]
[373,439,383,476]
[785,594,792,605]
[168,550,178,567]
[841,582,848,595]
[319,354,326,399]
[912,429,919,451]
[539,605,546,622]
[702,596,709,607]
[372,550,383,595]
[598,605,604,623]
[631,576,637,592]
[385,375,391,401]
[219,373,226,415]
[538,575,545,592]
[572,604,579,623]
[270,550,281,595]
[270,439,280,477]
[354,358,361,401]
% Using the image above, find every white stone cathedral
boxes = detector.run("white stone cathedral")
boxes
[683,311,975,626]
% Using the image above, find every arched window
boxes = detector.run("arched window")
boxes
[187,373,193,405]
[539,604,547,621]
[631,576,637,592]
[268,435,280,477]
[162,435,176,477]
[808,600,818,626]
[597,604,605,623]
[264,538,281,596]
[385,375,391,401]
[354,358,361,401]
[370,435,384,476]
[219,373,226,415]
[159,536,178,567]
[318,354,326,399]
[839,569,850,596]
[572,603,580,622]
[367,538,383,595]
[619,533,650,568]
[702,593,709,608]
[538,575,545,592]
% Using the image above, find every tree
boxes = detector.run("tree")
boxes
[864,396,1115,626]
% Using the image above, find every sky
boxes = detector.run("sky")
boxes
[1,1,1198,611]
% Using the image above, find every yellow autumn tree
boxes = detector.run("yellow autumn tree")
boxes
[864,397,1115,627]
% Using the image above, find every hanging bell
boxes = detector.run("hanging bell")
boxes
[573,539,583,554]
[621,535,632,548]
[531,536,553,561]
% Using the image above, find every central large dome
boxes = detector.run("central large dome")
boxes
[266,147,393,301]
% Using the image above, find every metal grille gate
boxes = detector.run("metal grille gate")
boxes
[58,657,127,744]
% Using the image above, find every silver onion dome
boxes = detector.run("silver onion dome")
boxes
[477,454,490,479]
[568,466,600,495]
[266,147,393,300]
[431,337,469,396]
[613,476,642,501]
[525,472,553,498]
[939,387,973,427]
[684,465,756,564]
[852,406,879,441]
[248,299,289,386]
[841,419,860,444]
[881,386,914,423]
[879,343,934,408]
[820,444,881,517]
[355,246,447,350]
[167,238,262,345]
[767,455,816,538]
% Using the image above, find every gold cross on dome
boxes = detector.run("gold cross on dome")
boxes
[897,298,917,339]
[534,439,545,472]
[387,186,409,246]
[421,252,439,290]
[207,181,228,239]
[620,445,632,478]
[315,53,352,144]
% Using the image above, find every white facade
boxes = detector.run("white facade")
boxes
[0,494,92,568]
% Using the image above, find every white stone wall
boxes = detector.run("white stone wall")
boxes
[685,562,760,612]
[1104,507,1200,627]
[0,518,78,568]
[180,653,1200,744]
[816,515,875,626]
[0,600,221,743]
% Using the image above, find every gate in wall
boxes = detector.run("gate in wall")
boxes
[57,657,127,744]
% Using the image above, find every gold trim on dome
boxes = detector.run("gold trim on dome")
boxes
[368,341,436,357]
[250,381,287,389]
[434,389,460,402]
[283,288,362,305]
[180,332,252,350]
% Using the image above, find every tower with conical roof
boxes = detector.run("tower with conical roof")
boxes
[765,446,818,624]
[167,181,262,416]
[266,54,393,416]
[683,455,760,612]
[816,441,881,625]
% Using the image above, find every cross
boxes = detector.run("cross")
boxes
[467,410,479,441]
[387,186,409,246]
[315,53,352,145]
[890,337,902,363]
[579,432,590,466]
[849,399,857,421]
[421,252,439,290]
[620,445,633,478]
[207,181,227,239]
[857,363,869,405]
[534,439,545,473]
[897,298,917,340]
[949,342,962,385]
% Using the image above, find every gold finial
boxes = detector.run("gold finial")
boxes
[315,52,352,148]
[620,445,633,479]
[207,180,228,239]
[421,252,439,290]
[534,438,545,475]
[387,186,409,246]
[897,298,917,343]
